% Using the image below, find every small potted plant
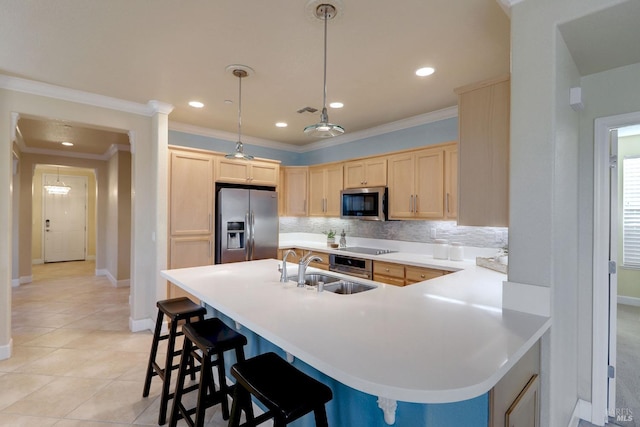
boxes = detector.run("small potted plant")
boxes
[323,230,336,246]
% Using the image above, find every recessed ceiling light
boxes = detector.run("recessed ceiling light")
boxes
[275,122,288,128]
[61,141,74,147]
[188,101,204,108]
[329,102,344,109]
[416,67,435,77]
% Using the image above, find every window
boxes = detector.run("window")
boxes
[623,156,640,268]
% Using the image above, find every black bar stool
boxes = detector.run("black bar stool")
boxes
[169,317,248,427]
[228,352,333,427]
[142,297,207,425]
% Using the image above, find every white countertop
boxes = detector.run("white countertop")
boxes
[160,253,550,404]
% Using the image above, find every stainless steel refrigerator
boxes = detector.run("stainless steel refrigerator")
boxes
[215,187,279,264]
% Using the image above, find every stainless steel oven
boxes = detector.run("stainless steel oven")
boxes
[329,253,373,279]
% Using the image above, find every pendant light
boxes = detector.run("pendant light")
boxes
[225,65,255,160]
[44,167,71,195]
[304,3,344,138]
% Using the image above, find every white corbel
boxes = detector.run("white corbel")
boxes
[377,397,397,425]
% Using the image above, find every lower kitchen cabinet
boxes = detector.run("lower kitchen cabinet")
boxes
[405,265,446,284]
[374,261,448,286]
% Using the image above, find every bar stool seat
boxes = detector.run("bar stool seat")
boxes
[229,352,333,427]
[169,317,247,427]
[142,297,207,425]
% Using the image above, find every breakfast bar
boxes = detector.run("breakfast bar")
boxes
[161,257,550,426]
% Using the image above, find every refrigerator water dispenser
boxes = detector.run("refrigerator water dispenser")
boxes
[227,221,244,249]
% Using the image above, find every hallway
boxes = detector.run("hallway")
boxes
[0,261,227,426]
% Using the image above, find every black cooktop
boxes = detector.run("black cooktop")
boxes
[336,246,396,255]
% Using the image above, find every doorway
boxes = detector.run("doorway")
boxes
[593,113,640,426]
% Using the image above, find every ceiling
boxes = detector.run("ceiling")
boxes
[1,0,511,154]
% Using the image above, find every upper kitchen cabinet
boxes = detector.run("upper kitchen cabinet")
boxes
[388,145,447,220]
[344,157,387,188]
[444,144,458,220]
[169,149,214,236]
[216,156,280,186]
[309,163,343,217]
[282,166,308,216]
[455,75,510,227]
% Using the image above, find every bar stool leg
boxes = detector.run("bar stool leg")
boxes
[159,319,180,425]
[229,383,254,427]
[313,407,329,427]
[142,309,164,398]
[169,335,192,427]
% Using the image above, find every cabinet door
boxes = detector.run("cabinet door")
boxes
[344,161,366,188]
[308,167,326,216]
[169,151,213,236]
[169,236,213,268]
[414,148,444,219]
[457,77,509,226]
[250,161,279,186]
[444,144,458,220]
[284,167,308,216]
[387,153,415,219]
[325,164,343,216]
[364,157,387,187]
[374,261,405,279]
[405,266,444,284]
[216,157,251,183]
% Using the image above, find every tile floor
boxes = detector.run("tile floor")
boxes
[0,261,228,427]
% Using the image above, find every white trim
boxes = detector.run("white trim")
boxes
[19,275,32,284]
[592,110,640,426]
[0,339,13,361]
[147,100,174,115]
[129,316,155,333]
[502,280,551,316]
[0,74,156,116]
[169,105,459,154]
[102,270,129,288]
[96,268,108,277]
[32,258,44,265]
[11,278,19,287]
[618,295,640,307]
[569,399,593,427]
[19,144,130,161]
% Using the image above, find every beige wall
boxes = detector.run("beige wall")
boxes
[31,165,97,263]
[106,150,131,282]
[618,134,640,300]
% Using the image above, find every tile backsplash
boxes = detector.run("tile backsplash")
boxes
[279,217,508,249]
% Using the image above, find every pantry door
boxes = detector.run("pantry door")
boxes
[43,174,87,263]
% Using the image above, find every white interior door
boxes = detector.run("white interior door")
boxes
[43,174,87,263]
[607,129,619,418]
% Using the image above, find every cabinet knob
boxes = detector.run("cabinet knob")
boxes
[385,268,390,272]
[420,274,425,278]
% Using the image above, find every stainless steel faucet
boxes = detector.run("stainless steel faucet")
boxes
[297,253,323,288]
[280,249,297,282]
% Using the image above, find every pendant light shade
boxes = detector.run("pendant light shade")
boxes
[44,167,71,195]
[225,65,254,160]
[304,3,344,138]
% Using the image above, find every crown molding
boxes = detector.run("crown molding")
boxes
[168,121,300,152]
[495,0,527,16]
[148,100,174,115]
[0,74,159,117]
[298,106,458,153]
[19,143,130,161]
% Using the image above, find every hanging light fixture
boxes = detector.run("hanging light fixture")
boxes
[304,3,344,138]
[225,65,255,160]
[44,167,71,195]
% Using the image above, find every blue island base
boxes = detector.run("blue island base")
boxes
[206,306,489,427]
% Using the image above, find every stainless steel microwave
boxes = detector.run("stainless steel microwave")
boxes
[340,187,387,221]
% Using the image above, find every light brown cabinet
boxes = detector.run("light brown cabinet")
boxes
[444,144,458,220]
[282,167,308,216]
[388,146,445,219]
[216,157,279,186]
[278,248,330,270]
[308,163,343,217]
[167,148,217,302]
[344,157,387,188]
[455,76,510,227]
[373,261,448,286]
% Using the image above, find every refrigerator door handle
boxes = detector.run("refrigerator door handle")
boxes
[250,210,256,260]
[245,211,251,261]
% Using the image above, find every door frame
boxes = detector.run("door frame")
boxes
[41,172,88,263]
[592,111,640,425]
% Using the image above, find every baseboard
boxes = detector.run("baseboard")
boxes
[11,278,19,287]
[618,295,640,307]
[569,399,593,427]
[31,258,43,265]
[96,268,107,277]
[20,275,32,285]
[0,338,13,361]
[502,280,551,316]
[129,317,155,333]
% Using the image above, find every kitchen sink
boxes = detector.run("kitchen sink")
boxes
[323,281,376,295]
[292,273,376,294]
